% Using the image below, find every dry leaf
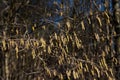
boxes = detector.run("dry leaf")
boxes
[15,46,19,58]
[40,38,46,49]
[87,18,91,24]
[20,38,24,45]
[32,26,35,31]
[66,70,71,79]
[85,64,89,72]
[104,12,109,19]
[81,21,85,30]
[94,67,100,78]
[45,67,51,77]
[48,46,51,54]
[26,40,30,49]
[59,73,63,80]
[73,70,78,79]
[91,70,95,76]
[95,33,100,42]
[96,16,102,26]
[16,29,19,34]
[54,33,58,40]
[32,49,36,59]
[2,40,6,50]
[66,21,71,29]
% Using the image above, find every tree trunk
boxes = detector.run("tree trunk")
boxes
[113,0,120,53]
[112,0,120,79]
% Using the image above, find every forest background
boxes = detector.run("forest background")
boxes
[0,0,120,80]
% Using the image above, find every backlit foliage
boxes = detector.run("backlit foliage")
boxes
[0,0,120,80]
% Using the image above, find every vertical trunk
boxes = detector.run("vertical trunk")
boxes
[113,0,120,54]
[5,53,9,80]
[0,48,4,80]
[112,0,120,79]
